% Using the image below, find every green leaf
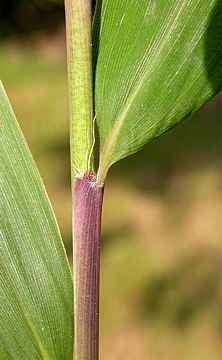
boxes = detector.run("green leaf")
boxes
[94,0,222,183]
[0,83,73,359]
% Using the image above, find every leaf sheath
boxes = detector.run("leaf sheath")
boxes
[73,173,104,360]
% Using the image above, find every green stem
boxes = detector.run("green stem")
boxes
[65,1,99,359]
[65,0,94,176]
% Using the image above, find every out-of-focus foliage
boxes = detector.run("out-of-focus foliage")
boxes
[0,0,97,38]
[0,0,64,37]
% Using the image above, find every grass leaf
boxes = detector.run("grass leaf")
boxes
[0,83,73,359]
[94,0,222,183]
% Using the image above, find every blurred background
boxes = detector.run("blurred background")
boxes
[1,1,222,359]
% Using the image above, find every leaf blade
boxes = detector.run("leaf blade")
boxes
[94,0,222,183]
[0,83,73,359]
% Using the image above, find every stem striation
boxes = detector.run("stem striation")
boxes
[73,172,104,360]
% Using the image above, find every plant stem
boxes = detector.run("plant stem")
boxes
[65,1,102,358]
[73,172,104,360]
[65,0,93,174]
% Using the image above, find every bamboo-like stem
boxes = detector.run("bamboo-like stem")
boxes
[65,0,93,175]
[73,172,104,360]
[64,1,101,358]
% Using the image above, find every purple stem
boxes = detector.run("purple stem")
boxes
[73,172,104,360]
